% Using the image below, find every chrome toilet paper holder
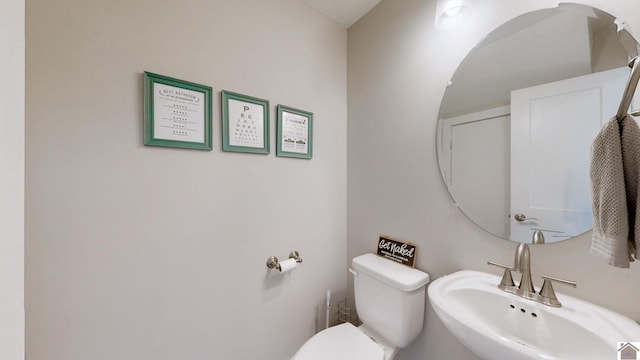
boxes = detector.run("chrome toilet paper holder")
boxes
[266,250,303,271]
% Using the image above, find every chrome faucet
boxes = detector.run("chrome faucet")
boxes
[488,243,577,307]
[531,230,545,244]
[513,243,536,299]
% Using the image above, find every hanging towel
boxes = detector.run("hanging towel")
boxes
[590,115,640,268]
[621,115,640,260]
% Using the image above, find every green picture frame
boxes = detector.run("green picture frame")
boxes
[221,90,270,154]
[276,105,313,159]
[143,71,213,151]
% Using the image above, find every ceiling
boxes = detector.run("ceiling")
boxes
[302,0,381,28]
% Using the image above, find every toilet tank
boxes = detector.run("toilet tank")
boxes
[351,253,430,348]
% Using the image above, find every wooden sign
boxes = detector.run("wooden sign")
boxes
[376,236,417,268]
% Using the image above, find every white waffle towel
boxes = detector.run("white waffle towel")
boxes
[590,115,640,268]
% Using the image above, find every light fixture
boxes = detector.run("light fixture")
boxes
[435,0,472,30]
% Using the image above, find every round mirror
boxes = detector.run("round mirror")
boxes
[436,3,639,244]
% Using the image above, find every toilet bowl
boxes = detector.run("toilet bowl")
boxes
[292,253,430,360]
[292,323,384,360]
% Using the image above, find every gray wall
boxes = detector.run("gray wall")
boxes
[1,0,25,359]
[348,0,640,359]
[25,0,347,359]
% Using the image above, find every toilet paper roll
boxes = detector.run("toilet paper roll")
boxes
[279,258,298,273]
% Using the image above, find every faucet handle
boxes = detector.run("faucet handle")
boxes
[487,261,512,270]
[487,261,515,288]
[539,275,577,307]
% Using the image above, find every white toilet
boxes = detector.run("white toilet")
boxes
[293,253,430,360]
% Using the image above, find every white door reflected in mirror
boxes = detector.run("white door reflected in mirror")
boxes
[510,67,627,243]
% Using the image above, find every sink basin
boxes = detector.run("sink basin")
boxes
[428,270,640,360]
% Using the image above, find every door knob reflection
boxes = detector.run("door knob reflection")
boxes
[514,213,526,222]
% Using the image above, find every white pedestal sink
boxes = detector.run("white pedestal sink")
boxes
[428,270,640,360]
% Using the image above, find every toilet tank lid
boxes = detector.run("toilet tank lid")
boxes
[352,253,430,291]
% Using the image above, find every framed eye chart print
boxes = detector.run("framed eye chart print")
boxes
[221,90,270,154]
[276,104,313,159]
[143,71,213,151]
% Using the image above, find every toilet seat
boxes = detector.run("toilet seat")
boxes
[292,323,384,360]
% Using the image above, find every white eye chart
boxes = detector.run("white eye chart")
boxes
[228,99,265,148]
